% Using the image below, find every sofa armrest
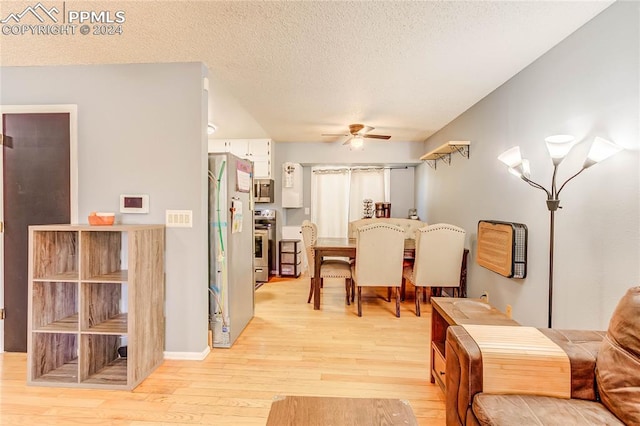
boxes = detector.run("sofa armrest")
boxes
[445,326,483,426]
[445,326,606,426]
[538,328,606,401]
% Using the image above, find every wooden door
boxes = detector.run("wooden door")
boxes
[2,113,71,352]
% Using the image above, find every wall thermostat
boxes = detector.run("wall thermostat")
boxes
[120,194,149,214]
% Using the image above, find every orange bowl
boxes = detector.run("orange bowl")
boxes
[88,213,115,226]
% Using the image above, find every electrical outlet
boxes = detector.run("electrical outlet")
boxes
[480,291,489,304]
[506,304,513,318]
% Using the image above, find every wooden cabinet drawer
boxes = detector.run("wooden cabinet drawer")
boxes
[433,345,446,385]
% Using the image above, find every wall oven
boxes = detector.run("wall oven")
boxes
[255,209,277,277]
[254,228,269,282]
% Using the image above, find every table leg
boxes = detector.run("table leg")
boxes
[313,249,322,310]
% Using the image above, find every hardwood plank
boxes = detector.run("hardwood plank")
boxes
[3,276,445,425]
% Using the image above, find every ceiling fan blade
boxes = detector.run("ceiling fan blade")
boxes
[359,125,374,134]
[342,136,354,145]
[363,134,391,140]
[322,133,349,137]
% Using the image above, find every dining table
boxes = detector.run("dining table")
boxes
[312,238,416,310]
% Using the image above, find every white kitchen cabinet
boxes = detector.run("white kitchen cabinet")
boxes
[208,139,272,179]
[247,139,272,179]
[248,139,271,157]
[228,139,249,158]
[208,139,230,153]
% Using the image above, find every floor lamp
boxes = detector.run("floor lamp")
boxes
[498,135,622,328]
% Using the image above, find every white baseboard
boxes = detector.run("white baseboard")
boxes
[164,346,210,360]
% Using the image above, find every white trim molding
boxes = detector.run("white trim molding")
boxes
[164,346,211,361]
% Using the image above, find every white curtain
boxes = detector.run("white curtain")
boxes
[311,168,350,238]
[349,168,388,222]
[312,166,391,238]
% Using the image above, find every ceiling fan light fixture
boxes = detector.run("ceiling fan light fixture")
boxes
[351,135,364,148]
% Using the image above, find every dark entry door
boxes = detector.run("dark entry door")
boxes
[3,113,71,352]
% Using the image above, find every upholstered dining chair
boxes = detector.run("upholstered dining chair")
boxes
[351,223,405,317]
[402,223,466,316]
[300,220,353,305]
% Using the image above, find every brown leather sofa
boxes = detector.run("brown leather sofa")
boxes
[445,286,640,425]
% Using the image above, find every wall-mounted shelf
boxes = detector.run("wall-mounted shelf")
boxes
[420,141,470,169]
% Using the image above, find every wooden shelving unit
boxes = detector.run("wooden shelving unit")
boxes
[27,224,165,390]
[420,140,470,169]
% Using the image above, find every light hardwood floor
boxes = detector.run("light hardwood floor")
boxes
[0,276,445,425]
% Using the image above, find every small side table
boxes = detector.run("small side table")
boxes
[430,297,519,392]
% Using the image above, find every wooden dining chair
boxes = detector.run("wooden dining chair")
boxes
[402,223,466,316]
[351,223,405,317]
[300,220,353,305]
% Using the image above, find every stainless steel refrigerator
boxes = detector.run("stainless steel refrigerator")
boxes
[208,153,255,348]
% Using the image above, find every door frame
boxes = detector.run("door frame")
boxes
[0,104,78,352]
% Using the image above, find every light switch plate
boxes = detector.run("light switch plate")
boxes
[166,210,193,228]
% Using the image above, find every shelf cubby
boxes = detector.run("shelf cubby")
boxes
[30,332,79,384]
[80,334,127,387]
[80,231,123,281]
[31,281,79,331]
[81,282,128,334]
[31,230,78,281]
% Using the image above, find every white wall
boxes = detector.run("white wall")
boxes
[416,1,639,330]
[1,63,210,354]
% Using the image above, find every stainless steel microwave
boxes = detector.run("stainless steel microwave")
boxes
[254,179,274,203]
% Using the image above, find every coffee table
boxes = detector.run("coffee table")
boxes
[430,297,519,392]
[266,395,418,426]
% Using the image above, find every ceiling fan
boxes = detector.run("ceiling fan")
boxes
[322,124,391,147]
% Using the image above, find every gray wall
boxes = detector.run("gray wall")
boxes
[272,140,422,226]
[1,63,209,354]
[416,1,639,330]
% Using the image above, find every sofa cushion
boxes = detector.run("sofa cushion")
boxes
[596,286,640,425]
[472,394,624,426]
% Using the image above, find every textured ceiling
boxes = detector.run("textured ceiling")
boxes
[0,1,613,142]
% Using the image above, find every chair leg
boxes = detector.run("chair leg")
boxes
[395,287,400,318]
[357,286,363,316]
[351,280,355,303]
[345,278,351,305]
[307,277,314,303]
[422,287,427,303]
[387,287,392,302]
[416,287,421,317]
[401,278,406,301]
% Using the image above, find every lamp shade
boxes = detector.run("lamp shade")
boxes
[521,159,531,178]
[583,137,622,168]
[545,135,575,164]
[497,146,523,168]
